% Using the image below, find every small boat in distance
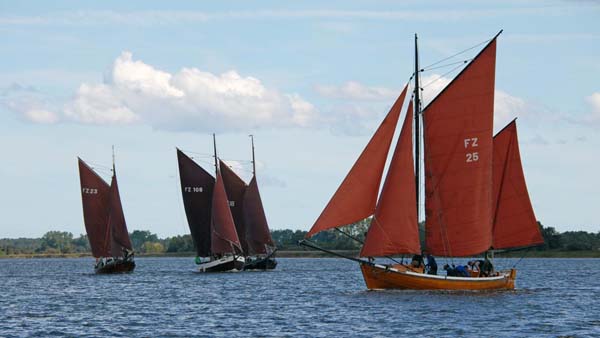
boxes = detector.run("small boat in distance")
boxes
[301,30,544,290]
[177,134,245,272]
[78,149,135,274]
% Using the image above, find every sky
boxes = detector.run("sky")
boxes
[0,0,599,238]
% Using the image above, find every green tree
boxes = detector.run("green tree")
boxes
[165,235,194,253]
[130,230,159,252]
[39,231,74,253]
[141,241,164,253]
[71,234,91,253]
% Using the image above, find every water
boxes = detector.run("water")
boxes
[1,257,599,337]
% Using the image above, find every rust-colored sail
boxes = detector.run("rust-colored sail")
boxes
[361,100,420,257]
[492,120,543,249]
[211,170,243,255]
[306,85,408,238]
[107,171,133,257]
[423,39,497,257]
[78,158,111,258]
[243,176,274,255]
[219,160,248,255]
[177,149,215,257]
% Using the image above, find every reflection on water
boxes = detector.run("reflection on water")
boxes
[0,257,598,337]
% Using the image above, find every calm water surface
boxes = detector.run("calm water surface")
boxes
[1,257,599,337]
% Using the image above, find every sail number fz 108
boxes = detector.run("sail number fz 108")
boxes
[184,186,203,193]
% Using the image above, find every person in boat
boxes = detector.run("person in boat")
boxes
[480,252,494,277]
[424,252,437,275]
[443,264,456,276]
[410,254,424,269]
[454,264,470,277]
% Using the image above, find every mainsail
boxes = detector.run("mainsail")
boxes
[211,170,243,255]
[306,85,408,238]
[176,149,215,257]
[492,120,544,249]
[107,170,133,257]
[361,100,420,257]
[243,175,275,255]
[78,158,111,258]
[219,160,249,255]
[423,38,497,257]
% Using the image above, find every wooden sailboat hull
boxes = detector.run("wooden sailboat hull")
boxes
[243,257,277,270]
[95,259,136,274]
[360,263,516,290]
[197,255,245,273]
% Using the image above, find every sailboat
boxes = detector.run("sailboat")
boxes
[301,30,544,290]
[176,134,245,272]
[218,135,277,270]
[78,151,135,274]
[242,135,277,270]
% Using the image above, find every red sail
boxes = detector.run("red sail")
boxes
[243,176,274,255]
[361,100,420,256]
[177,149,215,257]
[78,158,111,258]
[107,171,133,257]
[423,39,497,257]
[211,170,243,255]
[492,120,544,249]
[306,85,408,238]
[219,160,249,255]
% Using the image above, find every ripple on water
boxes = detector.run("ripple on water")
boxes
[0,257,599,337]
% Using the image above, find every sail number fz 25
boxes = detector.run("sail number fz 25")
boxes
[184,187,203,193]
[82,188,98,194]
[464,137,479,163]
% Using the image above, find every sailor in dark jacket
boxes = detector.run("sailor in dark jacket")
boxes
[425,252,438,275]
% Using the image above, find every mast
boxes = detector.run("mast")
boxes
[213,133,218,176]
[112,145,116,175]
[250,134,256,176]
[414,34,421,222]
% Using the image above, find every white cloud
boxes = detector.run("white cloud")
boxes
[315,81,398,101]
[23,109,59,124]
[19,51,317,132]
[584,92,600,123]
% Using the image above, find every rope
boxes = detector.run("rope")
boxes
[422,59,471,73]
[421,37,491,70]
[512,247,532,268]
[421,62,466,89]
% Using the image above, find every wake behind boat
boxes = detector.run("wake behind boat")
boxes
[301,31,543,291]
[78,151,135,274]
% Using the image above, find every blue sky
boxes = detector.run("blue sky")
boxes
[0,0,599,238]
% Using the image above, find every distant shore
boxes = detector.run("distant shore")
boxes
[1,250,600,259]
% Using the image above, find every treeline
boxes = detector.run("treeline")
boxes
[0,223,599,256]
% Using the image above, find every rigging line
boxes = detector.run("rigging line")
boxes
[422,58,472,72]
[421,37,491,70]
[421,62,466,89]
[180,149,213,157]
[221,158,253,163]
[334,227,364,244]
[335,225,404,265]
[511,247,532,268]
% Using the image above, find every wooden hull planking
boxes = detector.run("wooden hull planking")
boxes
[360,263,516,290]
[197,256,245,273]
[243,257,277,271]
[95,260,136,274]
